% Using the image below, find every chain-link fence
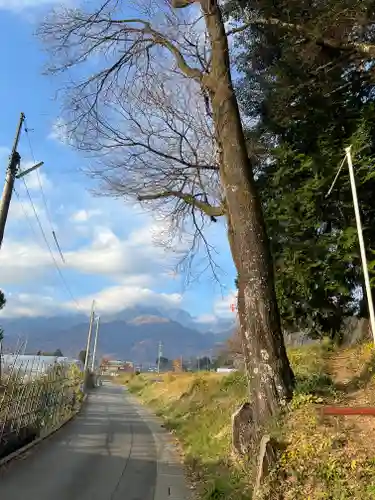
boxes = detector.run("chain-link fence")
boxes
[0,355,84,460]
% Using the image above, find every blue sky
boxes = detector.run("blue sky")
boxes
[0,0,237,323]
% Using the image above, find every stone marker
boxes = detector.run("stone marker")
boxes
[231,402,253,455]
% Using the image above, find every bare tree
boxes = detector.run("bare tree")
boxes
[84,73,224,280]
[39,0,295,442]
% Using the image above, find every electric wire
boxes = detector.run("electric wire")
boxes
[13,187,41,243]
[326,155,347,198]
[4,116,84,314]
[23,120,66,263]
[15,181,79,308]
[21,175,81,312]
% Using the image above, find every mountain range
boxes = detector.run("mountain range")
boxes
[0,306,236,365]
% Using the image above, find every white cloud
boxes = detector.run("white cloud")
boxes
[64,222,178,279]
[0,172,194,318]
[213,290,237,319]
[0,241,52,285]
[1,292,57,317]
[70,209,102,223]
[23,169,52,192]
[65,285,182,316]
[0,210,230,319]
[0,220,173,285]
[9,199,41,221]
[0,210,183,320]
[0,282,182,318]
[194,313,217,324]
[48,118,71,145]
[193,291,237,327]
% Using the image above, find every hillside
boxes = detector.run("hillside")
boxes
[0,307,234,363]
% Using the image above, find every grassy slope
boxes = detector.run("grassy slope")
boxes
[120,342,375,500]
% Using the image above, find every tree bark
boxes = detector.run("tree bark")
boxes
[202,0,295,429]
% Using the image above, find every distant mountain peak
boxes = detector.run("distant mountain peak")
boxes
[129,315,170,325]
[0,306,234,363]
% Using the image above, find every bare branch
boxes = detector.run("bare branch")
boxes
[137,190,226,217]
[171,0,196,8]
[40,10,203,80]
[38,1,227,283]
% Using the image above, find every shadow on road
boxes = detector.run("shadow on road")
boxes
[0,385,158,500]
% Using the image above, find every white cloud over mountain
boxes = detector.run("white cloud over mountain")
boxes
[2,284,182,318]
[0,167,185,318]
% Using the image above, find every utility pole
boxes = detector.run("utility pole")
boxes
[0,330,3,386]
[326,147,375,345]
[157,341,162,374]
[91,315,100,372]
[84,300,96,374]
[0,113,24,248]
[345,147,375,344]
[0,113,43,248]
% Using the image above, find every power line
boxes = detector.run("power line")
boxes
[13,187,41,243]
[23,120,66,264]
[21,176,81,312]
[2,115,84,314]
[23,121,54,232]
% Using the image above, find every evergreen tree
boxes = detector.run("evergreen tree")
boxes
[78,350,87,365]
[228,0,375,338]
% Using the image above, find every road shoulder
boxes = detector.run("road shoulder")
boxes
[125,389,191,500]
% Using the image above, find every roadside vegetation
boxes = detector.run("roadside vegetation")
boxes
[119,341,375,499]
[40,1,375,497]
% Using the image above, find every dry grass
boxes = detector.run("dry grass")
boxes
[263,342,375,499]
[124,370,250,500]
[121,342,375,500]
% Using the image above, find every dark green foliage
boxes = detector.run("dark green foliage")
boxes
[37,349,65,356]
[198,356,212,370]
[157,356,170,370]
[78,350,87,364]
[0,291,6,344]
[228,0,375,338]
[258,127,375,336]
[0,290,6,311]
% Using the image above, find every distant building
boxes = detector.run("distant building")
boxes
[216,367,237,374]
[118,361,134,373]
[100,359,132,376]
[0,354,80,380]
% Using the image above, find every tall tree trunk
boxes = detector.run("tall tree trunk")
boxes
[202,0,295,429]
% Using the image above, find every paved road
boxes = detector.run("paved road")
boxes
[0,383,188,500]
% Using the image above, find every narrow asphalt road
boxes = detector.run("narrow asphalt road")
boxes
[0,383,188,500]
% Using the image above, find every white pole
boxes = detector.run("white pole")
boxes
[91,316,100,372]
[84,300,95,373]
[345,146,375,344]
